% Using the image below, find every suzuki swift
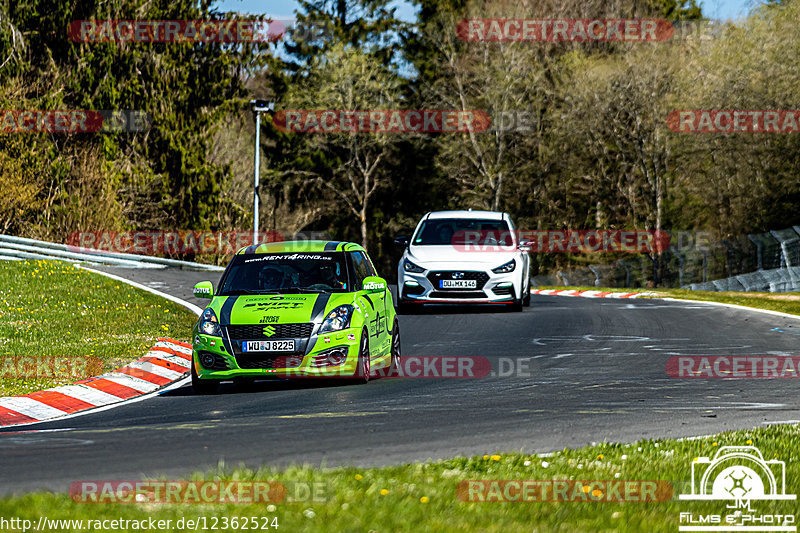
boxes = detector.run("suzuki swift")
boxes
[190,241,399,394]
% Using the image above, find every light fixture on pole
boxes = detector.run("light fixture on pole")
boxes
[250,99,274,246]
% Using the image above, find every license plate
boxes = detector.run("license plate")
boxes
[242,340,295,352]
[441,279,477,289]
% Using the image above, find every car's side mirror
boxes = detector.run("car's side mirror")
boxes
[393,236,409,247]
[519,240,533,252]
[362,276,387,293]
[193,281,214,299]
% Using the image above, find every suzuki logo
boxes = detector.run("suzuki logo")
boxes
[262,325,276,337]
[452,272,465,279]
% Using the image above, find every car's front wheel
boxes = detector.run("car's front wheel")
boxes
[523,284,531,307]
[353,329,371,384]
[191,362,219,395]
[390,319,401,374]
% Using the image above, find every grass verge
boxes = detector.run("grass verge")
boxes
[535,285,800,316]
[0,425,798,532]
[2,276,798,530]
[0,260,198,395]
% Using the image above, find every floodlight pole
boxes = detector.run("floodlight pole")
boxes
[250,100,274,246]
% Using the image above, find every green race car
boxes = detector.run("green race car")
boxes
[190,240,400,394]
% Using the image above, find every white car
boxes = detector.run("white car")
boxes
[395,210,531,312]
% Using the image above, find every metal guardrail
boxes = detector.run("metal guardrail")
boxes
[0,234,225,271]
[532,226,800,293]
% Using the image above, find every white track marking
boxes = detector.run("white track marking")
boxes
[122,361,184,380]
[0,397,67,420]
[45,385,122,406]
[98,373,162,393]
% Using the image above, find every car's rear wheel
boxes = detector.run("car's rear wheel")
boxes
[390,319,401,374]
[353,329,371,384]
[191,362,219,395]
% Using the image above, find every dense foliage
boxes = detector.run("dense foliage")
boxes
[1,0,799,280]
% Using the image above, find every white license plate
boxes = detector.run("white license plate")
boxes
[242,340,295,352]
[441,279,477,289]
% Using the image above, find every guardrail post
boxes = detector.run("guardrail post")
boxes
[674,252,685,287]
[588,265,600,287]
[748,234,763,271]
[618,260,631,288]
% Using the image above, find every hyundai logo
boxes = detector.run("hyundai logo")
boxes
[452,272,465,279]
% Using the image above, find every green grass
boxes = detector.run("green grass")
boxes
[1,425,798,532]
[0,260,197,395]
[2,273,799,530]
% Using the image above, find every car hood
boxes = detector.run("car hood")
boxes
[407,245,518,267]
[213,293,341,325]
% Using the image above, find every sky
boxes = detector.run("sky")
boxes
[214,0,761,22]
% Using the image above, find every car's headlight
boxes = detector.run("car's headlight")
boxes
[492,259,516,274]
[319,305,354,333]
[403,258,425,273]
[199,308,222,337]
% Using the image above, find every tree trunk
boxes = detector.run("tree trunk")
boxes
[360,205,368,249]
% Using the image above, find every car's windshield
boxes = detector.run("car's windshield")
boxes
[412,218,512,246]
[218,252,349,295]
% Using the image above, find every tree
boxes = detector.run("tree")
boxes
[280,43,403,248]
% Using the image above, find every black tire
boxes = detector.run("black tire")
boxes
[523,286,531,307]
[191,362,219,395]
[353,329,371,384]
[508,299,524,312]
[390,319,401,374]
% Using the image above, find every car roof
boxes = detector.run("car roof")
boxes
[235,240,365,255]
[424,210,506,220]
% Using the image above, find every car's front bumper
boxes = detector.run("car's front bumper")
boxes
[399,269,521,304]
[192,329,361,380]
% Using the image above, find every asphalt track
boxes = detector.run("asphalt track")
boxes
[2,266,800,494]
